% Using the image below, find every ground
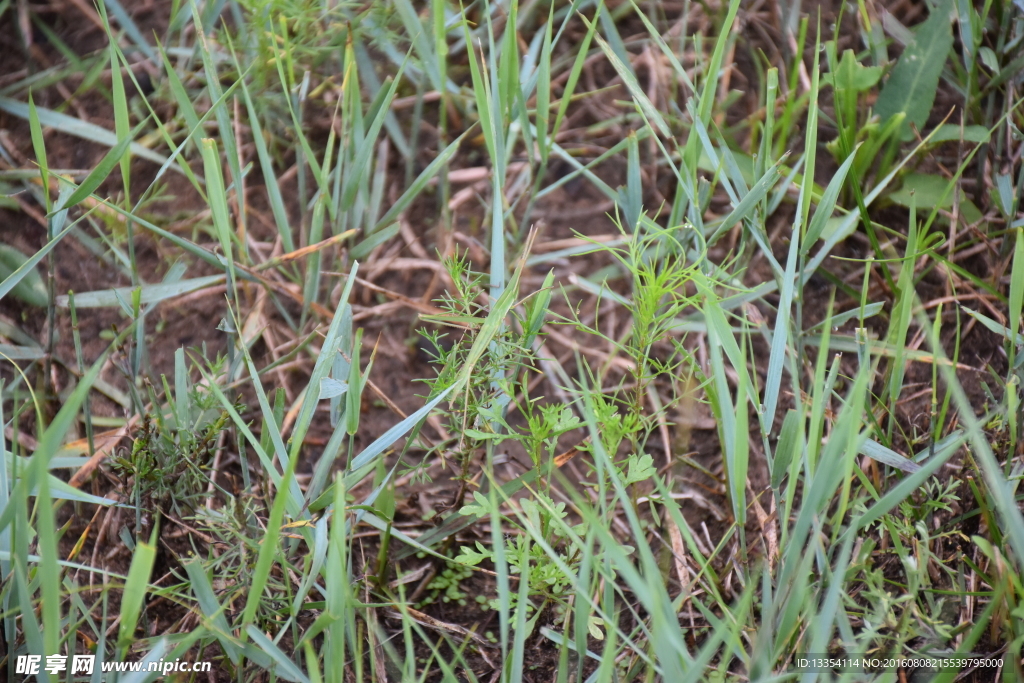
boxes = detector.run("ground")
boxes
[1,0,1022,680]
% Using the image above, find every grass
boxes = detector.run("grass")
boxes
[0,0,1023,680]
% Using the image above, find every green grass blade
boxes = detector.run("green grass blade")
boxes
[104,23,132,206]
[27,94,51,214]
[705,157,786,248]
[117,532,157,651]
[245,626,311,683]
[240,442,298,630]
[1009,226,1024,370]
[199,138,237,293]
[584,16,669,138]
[844,437,960,538]
[239,77,294,252]
[34,464,60,660]
[0,97,169,168]
[761,35,819,433]
[341,67,403,211]
[885,194,918,413]
[857,439,922,473]
[55,121,146,213]
[373,133,469,235]
[0,226,72,304]
[191,0,245,229]
[684,0,740,167]
[288,265,359,463]
[56,275,225,308]
[348,385,455,471]
[551,3,599,141]
[803,150,856,247]
[101,0,157,61]
[182,558,241,664]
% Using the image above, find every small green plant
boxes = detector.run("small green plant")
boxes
[416,560,474,608]
[416,247,550,500]
[457,492,587,612]
[112,352,235,523]
[519,402,580,470]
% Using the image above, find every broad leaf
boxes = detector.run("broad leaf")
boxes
[875,0,953,139]
[823,49,882,92]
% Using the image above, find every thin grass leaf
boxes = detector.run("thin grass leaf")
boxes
[958,305,1024,344]
[246,626,311,683]
[12,563,44,671]
[56,275,225,308]
[886,194,918,412]
[34,477,117,505]
[35,464,61,660]
[551,3,599,141]
[119,634,204,683]
[630,2,695,94]
[772,409,802,490]
[301,121,337,323]
[373,129,469,234]
[288,265,358,464]
[705,157,786,248]
[240,439,299,631]
[1010,227,1024,367]
[804,150,857,247]
[0,386,7,588]
[845,438,960,538]
[583,17,669,137]
[291,516,329,615]
[198,373,295,504]
[117,531,157,650]
[535,8,554,164]
[27,94,51,214]
[462,21,506,296]
[779,365,869,581]
[761,40,820,433]
[0,323,129,532]
[103,21,132,206]
[190,0,245,225]
[200,138,237,293]
[55,120,147,213]
[348,385,455,471]
[0,245,48,307]
[0,97,169,168]
[351,223,400,261]
[101,0,157,61]
[183,558,241,664]
[341,66,403,211]
[239,78,293,252]
[683,0,740,168]
[393,0,441,91]
[858,439,922,473]
[729,358,750,528]
[451,248,529,405]
[157,38,200,133]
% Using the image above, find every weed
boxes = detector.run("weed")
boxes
[1,0,1022,679]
